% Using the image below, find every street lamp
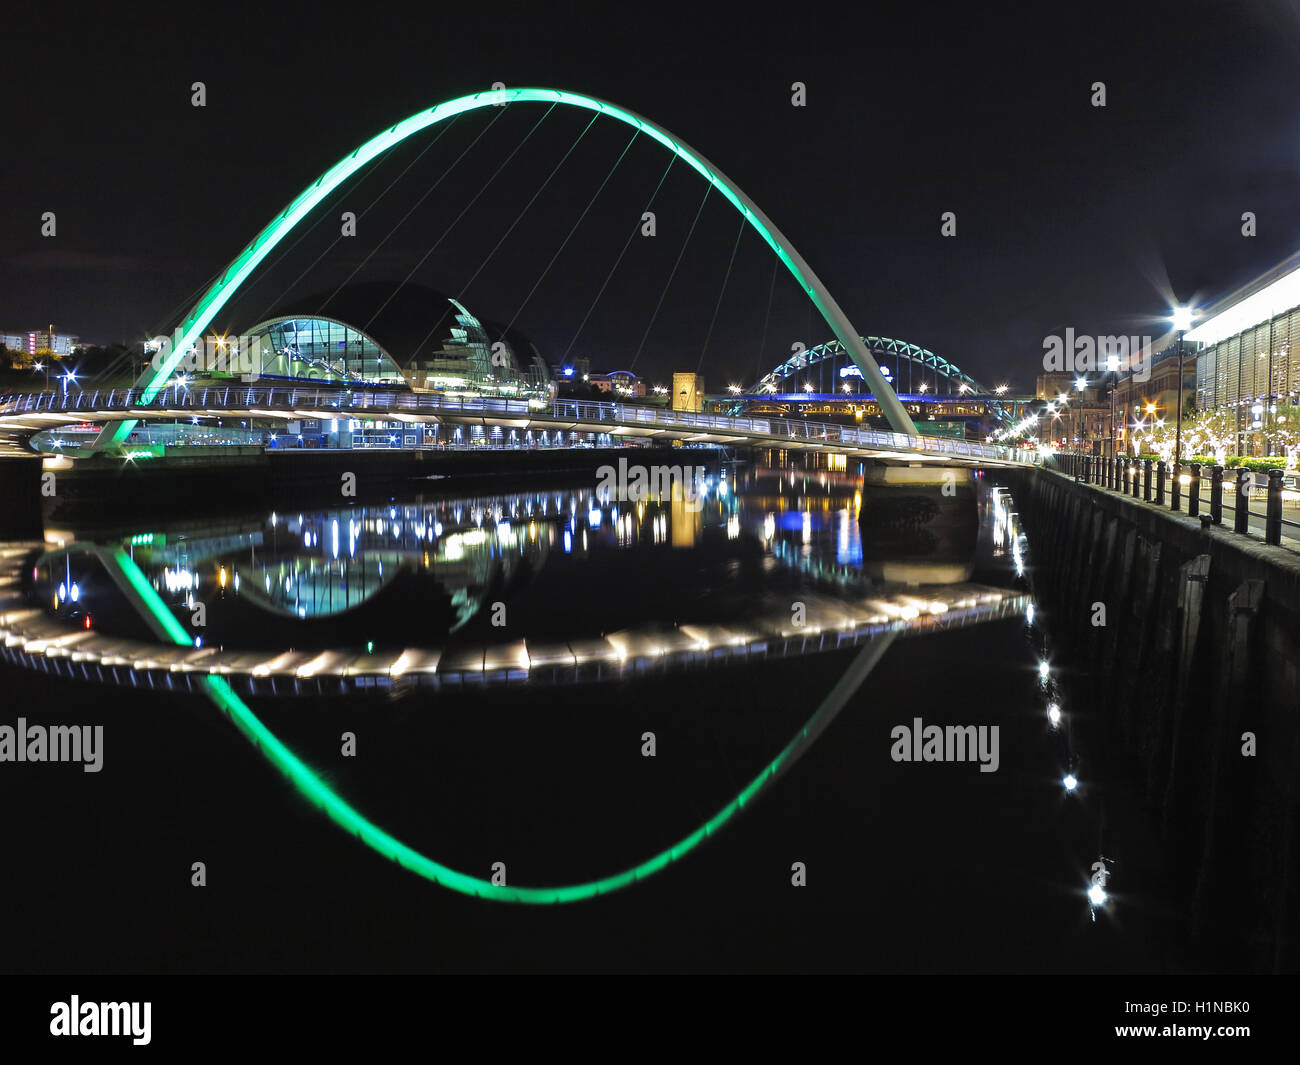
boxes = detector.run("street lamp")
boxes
[1105,349,1119,464]
[1170,306,1197,467]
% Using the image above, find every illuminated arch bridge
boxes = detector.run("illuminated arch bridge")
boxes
[753,337,987,397]
[735,336,1021,433]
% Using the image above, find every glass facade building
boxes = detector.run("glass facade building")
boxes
[235,285,552,399]
[1194,312,1300,414]
[245,316,406,386]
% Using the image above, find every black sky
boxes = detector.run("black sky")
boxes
[7,2,1300,390]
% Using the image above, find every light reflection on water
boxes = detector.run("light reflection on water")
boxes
[31,465,989,651]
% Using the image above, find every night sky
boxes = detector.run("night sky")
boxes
[7,3,1300,390]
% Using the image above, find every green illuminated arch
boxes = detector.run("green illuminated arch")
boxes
[97,86,913,448]
[106,545,895,904]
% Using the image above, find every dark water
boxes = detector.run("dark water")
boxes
[0,465,1190,972]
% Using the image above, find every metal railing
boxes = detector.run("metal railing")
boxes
[0,386,1039,465]
[1055,452,1299,548]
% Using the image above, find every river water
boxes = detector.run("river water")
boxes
[0,463,1192,972]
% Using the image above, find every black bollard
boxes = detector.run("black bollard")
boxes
[1234,468,1251,534]
[1266,469,1284,546]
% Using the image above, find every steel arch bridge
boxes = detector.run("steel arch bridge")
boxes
[753,336,986,396]
[93,85,915,450]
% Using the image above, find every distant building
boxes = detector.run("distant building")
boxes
[589,370,645,397]
[1,327,80,367]
[234,283,551,397]
[1038,354,1194,458]
[1036,372,1101,407]
[1183,249,1300,454]
[555,357,592,384]
[673,372,705,412]
[1114,351,1196,455]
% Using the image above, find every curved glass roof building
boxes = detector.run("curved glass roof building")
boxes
[238,283,551,398]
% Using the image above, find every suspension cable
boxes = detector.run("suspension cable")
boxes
[250,115,463,323]
[629,182,712,371]
[559,153,676,366]
[502,128,640,338]
[323,105,514,323]
[696,216,745,373]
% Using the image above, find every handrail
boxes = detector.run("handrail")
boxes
[0,386,1039,464]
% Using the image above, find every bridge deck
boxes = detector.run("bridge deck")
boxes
[0,387,1040,466]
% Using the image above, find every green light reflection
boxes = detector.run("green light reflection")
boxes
[109,546,895,903]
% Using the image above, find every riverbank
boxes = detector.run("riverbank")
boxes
[1009,466,1300,972]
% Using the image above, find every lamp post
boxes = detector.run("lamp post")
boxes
[1170,306,1196,468]
[1106,350,1118,468]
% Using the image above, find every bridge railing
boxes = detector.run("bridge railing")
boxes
[0,386,1037,464]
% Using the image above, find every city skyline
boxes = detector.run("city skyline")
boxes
[7,5,1300,393]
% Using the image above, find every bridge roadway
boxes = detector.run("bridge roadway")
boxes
[0,386,1039,466]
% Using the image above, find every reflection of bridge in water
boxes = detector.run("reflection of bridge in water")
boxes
[4,473,1023,695]
[0,461,1032,905]
[1,540,1025,694]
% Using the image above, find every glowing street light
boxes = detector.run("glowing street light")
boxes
[1063,773,1079,792]
[1075,377,1087,391]
[1170,305,1198,465]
